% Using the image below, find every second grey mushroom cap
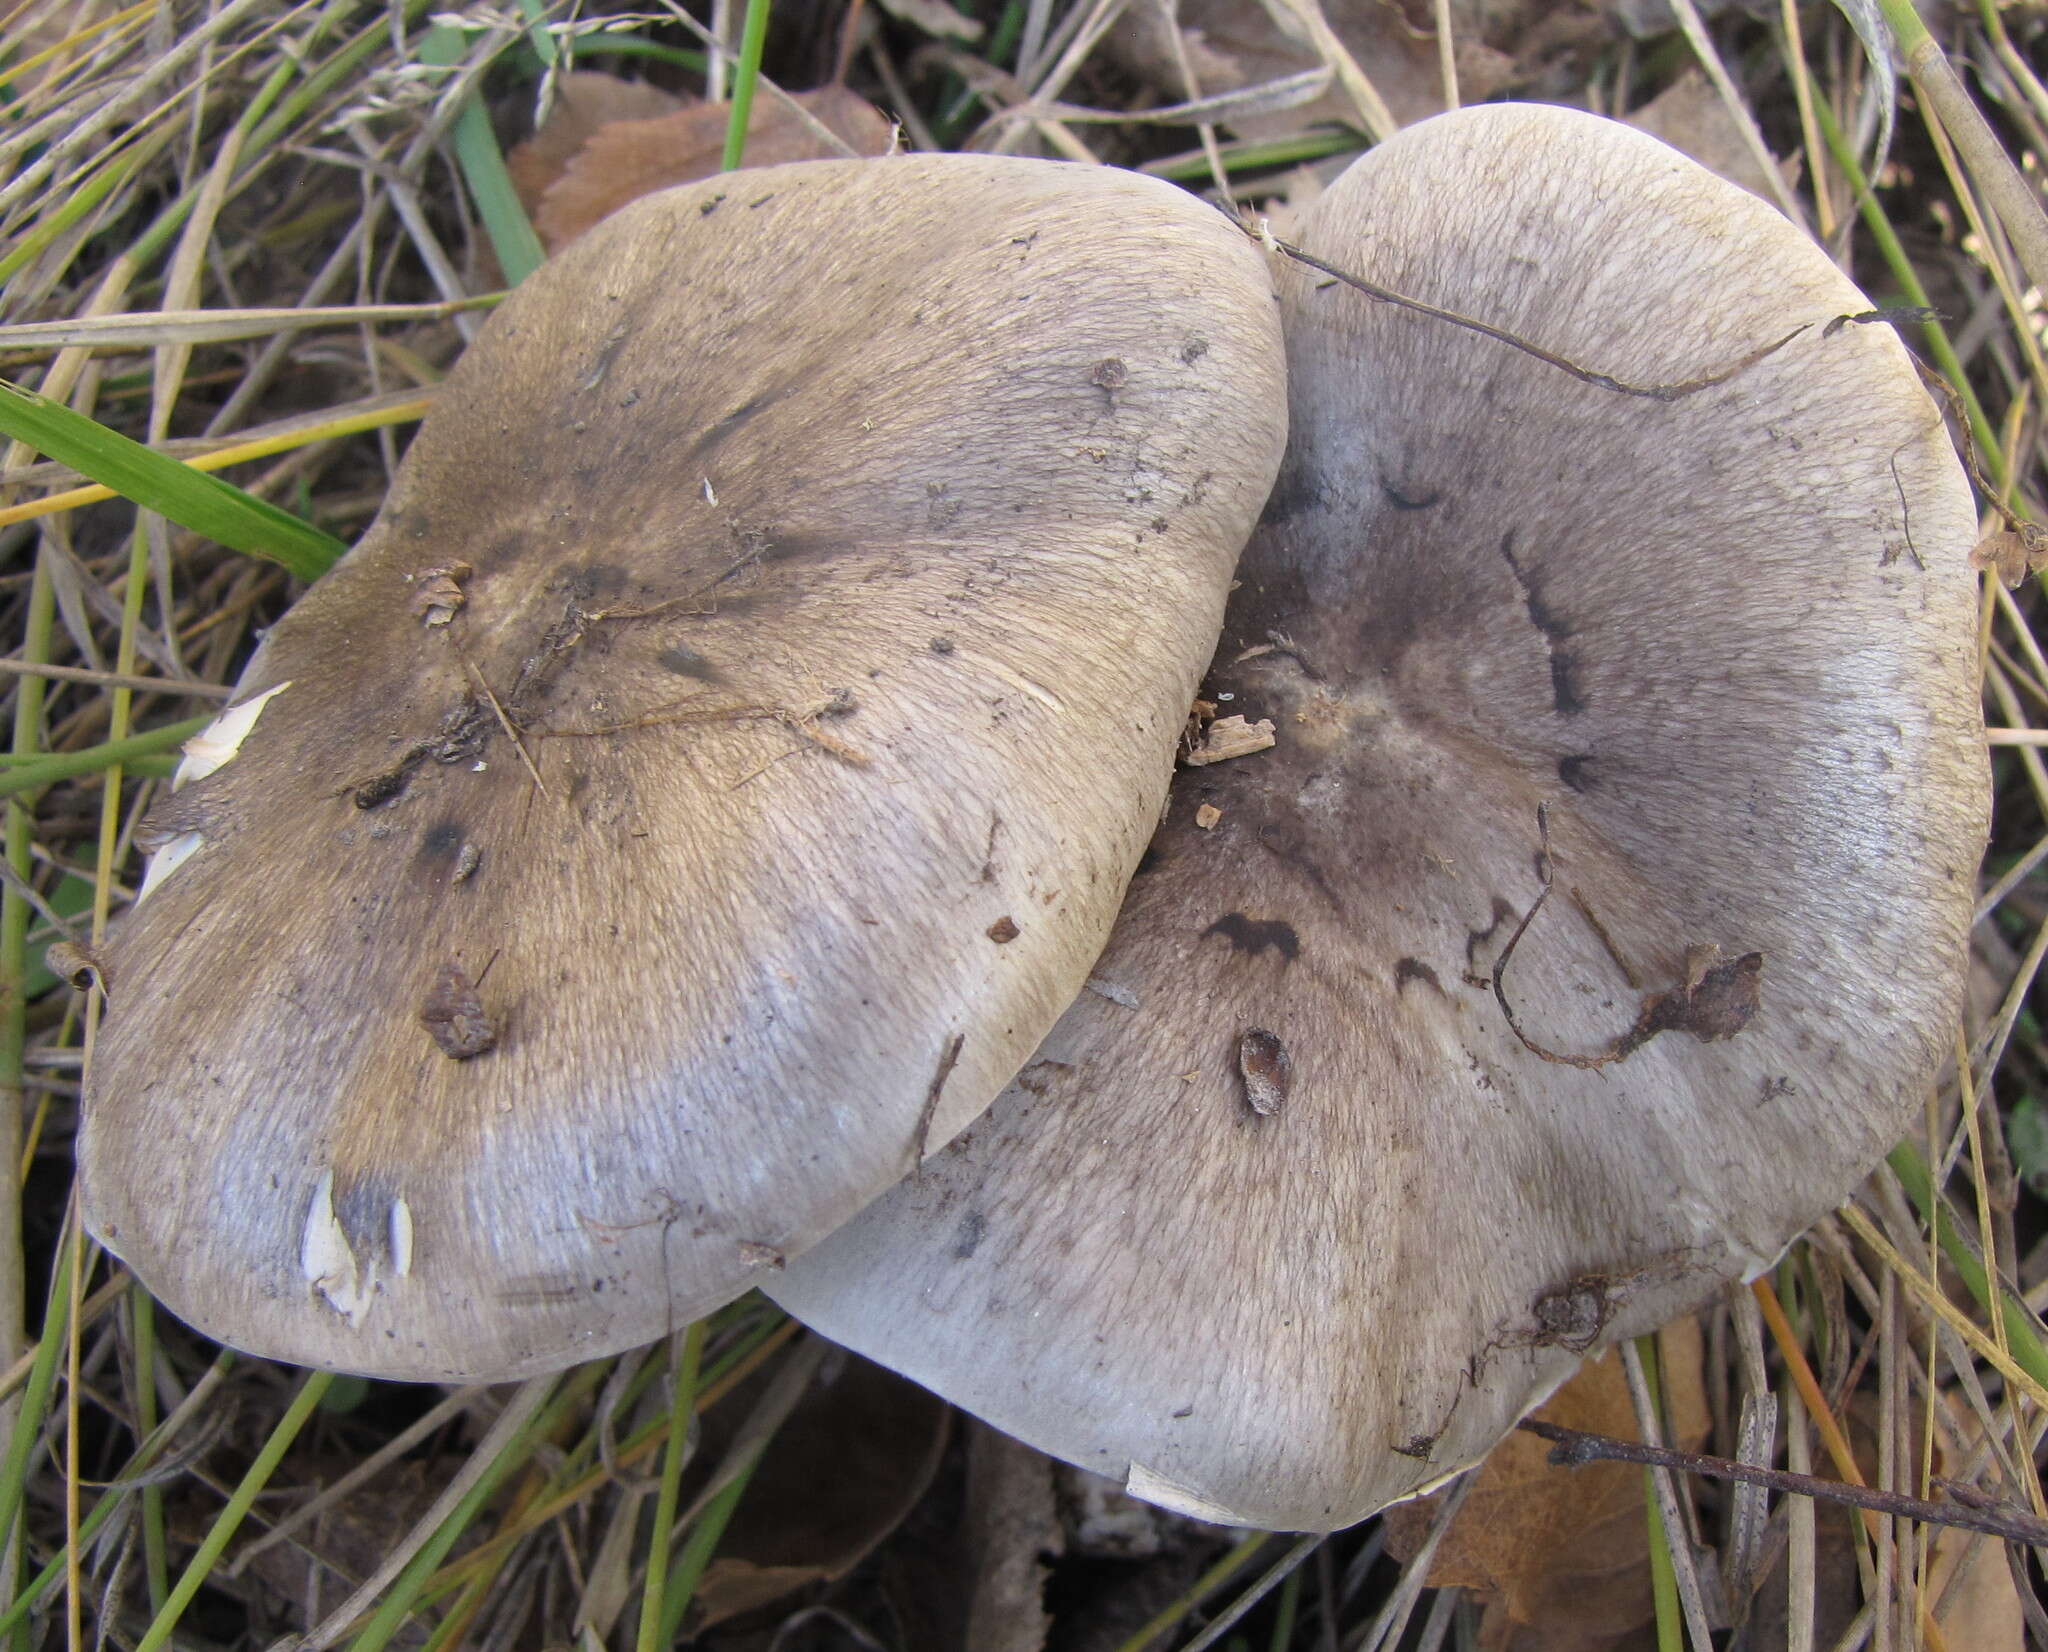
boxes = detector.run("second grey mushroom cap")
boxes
[78,154,1288,1382]
[771,105,1990,1530]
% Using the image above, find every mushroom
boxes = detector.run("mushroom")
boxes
[768,104,1990,1530]
[79,154,1288,1379]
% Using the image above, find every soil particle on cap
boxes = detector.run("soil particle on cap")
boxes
[1194,804,1222,830]
[1528,1275,1614,1352]
[1237,1028,1291,1117]
[986,916,1020,944]
[420,963,496,1059]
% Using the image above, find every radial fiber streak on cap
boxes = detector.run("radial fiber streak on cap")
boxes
[771,106,1989,1530]
[79,155,1289,1381]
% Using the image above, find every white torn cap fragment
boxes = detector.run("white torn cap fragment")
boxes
[300,1169,377,1328]
[173,681,290,786]
[137,682,291,905]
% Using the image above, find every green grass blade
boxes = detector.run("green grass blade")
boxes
[0,383,343,579]
[133,1370,334,1652]
[656,1462,757,1646]
[419,26,545,286]
[721,0,773,171]
[342,1371,584,1652]
[129,1292,171,1612]
[0,142,153,289]
[0,1344,243,1639]
[0,1225,78,1556]
[563,34,706,73]
[1885,1142,2048,1389]
[0,716,211,802]
[635,1322,705,1652]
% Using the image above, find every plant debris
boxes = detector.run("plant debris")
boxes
[1184,713,1277,766]
[419,962,496,1059]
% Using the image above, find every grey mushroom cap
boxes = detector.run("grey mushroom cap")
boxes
[79,154,1288,1381]
[770,105,1990,1531]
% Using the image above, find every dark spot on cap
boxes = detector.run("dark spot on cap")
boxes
[1558,754,1596,792]
[1258,463,1326,528]
[657,642,720,681]
[1091,357,1128,391]
[952,1210,987,1260]
[1204,913,1300,963]
[1394,957,1443,996]
[1180,337,1208,364]
[1380,479,1441,510]
[930,635,956,655]
[1549,653,1584,716]
[685,391,777,462]
[986,916,1020,944]
[419,820,463,861]
[1464,897,1518,969]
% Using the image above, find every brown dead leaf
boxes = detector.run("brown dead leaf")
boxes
[529,85,896,252]
[505,70,688,212]
[1387,1317,1707,1651]
[1625,70,1797,208]
[1970,522,2048,587]
[687,1347,950,1630]
[1927,1518,2027,1649]
[1923,1393,2026,1648]
[1110,0,1593,140]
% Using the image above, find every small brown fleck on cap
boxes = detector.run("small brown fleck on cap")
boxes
[987,916,1020,944]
